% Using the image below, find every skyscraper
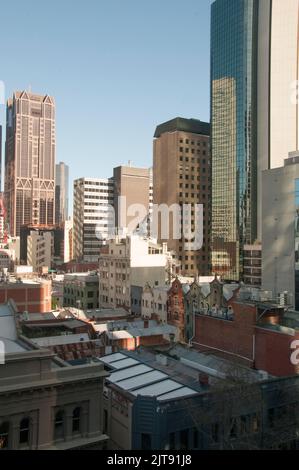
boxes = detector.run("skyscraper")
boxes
[211,0,258,281]
[257,0,299,237]
[73,177,114,262]
[0,125,2,190]
[55,162,69,225]
[4,91,56,236]
[153,117,211,277]
[211,0,299,281]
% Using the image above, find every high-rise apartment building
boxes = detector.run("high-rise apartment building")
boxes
[73,177,114,262]
[113,165,151,234]
[55,162,69,225]
[211,0,299,281]
[5,91,56,236]
[153,117,211,277]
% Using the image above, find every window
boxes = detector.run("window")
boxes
[54,411,64,440]
[72,407,81,434]
[19,418,30,445]
[211,423,219,443]
[180,429,189,450]
[0,422,9,449]
[169,432,175,450]
[141,433,152,450]
[193,428,199,449]
[87,291,94,298]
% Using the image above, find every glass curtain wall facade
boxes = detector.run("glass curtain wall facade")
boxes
[211,0,258,281]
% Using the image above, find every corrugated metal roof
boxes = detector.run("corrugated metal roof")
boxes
[109,358,139,369]
[132,379,182,397]
[157,387,198,401]
[99,351,200,400]
[117,370,167,390]
[100,352,127,364]
[109,364,152,383]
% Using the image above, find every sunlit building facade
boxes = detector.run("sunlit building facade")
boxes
[5,91,56,236]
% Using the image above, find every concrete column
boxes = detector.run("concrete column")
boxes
[10,415,20,450]
[65,407,74,441]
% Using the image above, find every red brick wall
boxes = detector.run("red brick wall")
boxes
[193,301,257,365]
[167,280,185,341]
[0,283,51,313]
[255,327,299,377]
[140,335,165,347]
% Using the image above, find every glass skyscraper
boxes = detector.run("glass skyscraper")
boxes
[211,0,258,281]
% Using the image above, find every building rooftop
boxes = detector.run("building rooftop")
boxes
[154,117,210,138]
[99,351,199,401]
[103,319,177,339]
[0,337,27,353]
[70,307,129,322]
[31,333,91,348]
[64,272,98,282]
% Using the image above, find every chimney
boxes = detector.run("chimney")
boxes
[144,319,149,329]
[198,373,209,387]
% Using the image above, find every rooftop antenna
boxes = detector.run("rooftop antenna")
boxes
[28,84,32,94]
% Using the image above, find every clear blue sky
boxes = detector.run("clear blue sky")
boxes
[0,0,212,204]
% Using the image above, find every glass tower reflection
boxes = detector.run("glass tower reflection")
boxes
[211,0,258,281]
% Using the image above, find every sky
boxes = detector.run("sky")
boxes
[0,0,212,206]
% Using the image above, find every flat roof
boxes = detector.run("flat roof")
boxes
[154,117,210,138]
[0,337,27,353]
[32,333,90,347]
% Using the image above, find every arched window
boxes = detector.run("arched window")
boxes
[72,407,81,434]
[54,411,64,440]
[19,418,30,445]
[0,422,9,449]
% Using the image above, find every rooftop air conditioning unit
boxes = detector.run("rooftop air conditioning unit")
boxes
[277,292,288,307]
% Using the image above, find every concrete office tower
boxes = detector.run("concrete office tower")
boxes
[4,91,56,237]
[73,177,114,262]
[55,162,69,225]
[113,164,151,234]
[153,117,211,277]
[262,152,299,310]
[257,0,299,238]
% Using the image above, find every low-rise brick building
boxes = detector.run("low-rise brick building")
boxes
[0,279,51,313]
